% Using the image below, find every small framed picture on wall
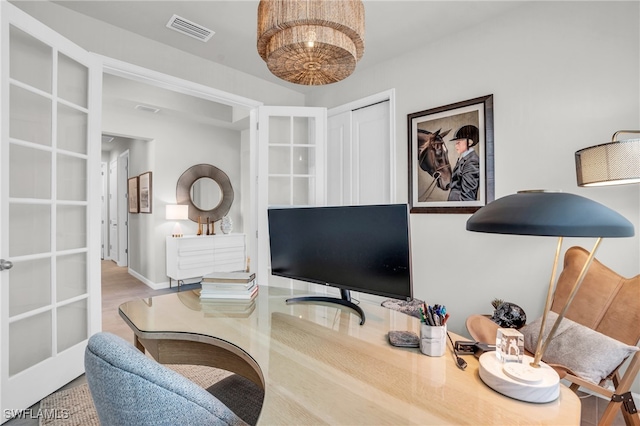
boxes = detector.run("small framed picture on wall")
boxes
[127,176,139,214]
[138,171,152,214]
[408,94,494,214]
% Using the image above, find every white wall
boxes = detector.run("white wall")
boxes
[308,1,640,339]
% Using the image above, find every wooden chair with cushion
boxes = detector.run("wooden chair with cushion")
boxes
[466,246,640,426]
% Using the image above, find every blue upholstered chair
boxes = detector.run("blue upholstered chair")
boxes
[84,332,248,426]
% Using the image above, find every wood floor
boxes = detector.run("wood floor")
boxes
[4,260,632,425]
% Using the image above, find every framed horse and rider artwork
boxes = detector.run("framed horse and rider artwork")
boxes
[408,94,495,213]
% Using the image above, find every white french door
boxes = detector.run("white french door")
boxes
[0,2,101,419]
[256,106,326,283]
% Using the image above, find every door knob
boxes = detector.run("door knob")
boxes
[0,259,13,271]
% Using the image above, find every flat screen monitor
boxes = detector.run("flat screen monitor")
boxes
[267,204,413,324]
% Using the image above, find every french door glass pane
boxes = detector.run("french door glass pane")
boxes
[293,177,314,205]
[10,85,52,146]
[9,312,52,376]
[9,25,52,93]
[293,117,310,144]
[269,116,290,144]
[57,300,87,352]
[269,146,290,174]
[57,154,86,201]
[293,147,313,175]
[9,204,51,257]
[9,144,51,199]
[56,205,86,250]
[57,53,88,108]
[57,253,87,302]
[269,177,291,205]
[8,258,51,317]
[57,103,88,154]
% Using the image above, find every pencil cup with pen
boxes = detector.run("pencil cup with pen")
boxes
[419,304,449,357]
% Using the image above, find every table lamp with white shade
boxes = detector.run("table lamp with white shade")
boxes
[166,204,189,237]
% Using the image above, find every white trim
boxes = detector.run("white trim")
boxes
[97,55,263,110]
[328,89,395,117]
[127,268,164,290]
[117,150,129,267]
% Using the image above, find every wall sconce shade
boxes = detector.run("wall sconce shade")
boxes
[575,131,640,187]
[257,0,365,85]
[466,191,634,238]
[166,204,189,220]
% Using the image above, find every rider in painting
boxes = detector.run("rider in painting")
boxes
[448,125,480,201]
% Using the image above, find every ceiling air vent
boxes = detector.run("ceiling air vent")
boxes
[135,105,160,114]
[166,14,214,42]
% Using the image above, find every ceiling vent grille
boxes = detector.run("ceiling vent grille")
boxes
[166,14,214,42]
[135,105,161,114]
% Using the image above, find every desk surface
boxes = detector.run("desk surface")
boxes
[119,286,581,425]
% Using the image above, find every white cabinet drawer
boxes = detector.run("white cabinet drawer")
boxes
[167,234,246,281]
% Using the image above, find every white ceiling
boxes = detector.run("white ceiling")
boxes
[53,0,526,94]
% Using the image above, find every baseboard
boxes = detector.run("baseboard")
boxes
[127,268,165,290]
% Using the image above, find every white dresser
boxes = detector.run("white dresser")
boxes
[166,234,246,287]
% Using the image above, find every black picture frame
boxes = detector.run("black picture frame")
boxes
[408,94,494,214]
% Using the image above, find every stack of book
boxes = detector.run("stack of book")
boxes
[200,271,257,300]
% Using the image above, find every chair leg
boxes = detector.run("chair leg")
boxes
[599,400,622,426]
[621,408,640,426]
[598,394,640,426]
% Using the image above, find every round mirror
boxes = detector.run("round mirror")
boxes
[176,164,234,222]
[190,177,222,211]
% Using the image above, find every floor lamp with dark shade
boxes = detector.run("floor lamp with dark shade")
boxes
[466,190,634,403]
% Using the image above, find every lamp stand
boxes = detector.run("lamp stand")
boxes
[479,237,603,403]
[172,222,184,238]
[479,353,560,403]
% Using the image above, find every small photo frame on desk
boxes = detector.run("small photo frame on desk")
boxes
[139,171,152,214]
[127,176,139,214]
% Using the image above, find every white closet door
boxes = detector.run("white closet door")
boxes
[327,100,392,205]
[0,2,102,417]
[256,106,326,283]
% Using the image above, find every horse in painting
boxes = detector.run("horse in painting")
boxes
[417,128,452,197]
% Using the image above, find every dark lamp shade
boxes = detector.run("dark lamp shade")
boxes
[575,140,640,187]
[466,191,634,237]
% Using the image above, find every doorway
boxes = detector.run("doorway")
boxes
[99,59,261,287]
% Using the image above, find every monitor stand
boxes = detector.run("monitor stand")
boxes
[286,289,366,325]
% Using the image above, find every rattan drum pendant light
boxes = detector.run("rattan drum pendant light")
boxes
[257,0,365,85]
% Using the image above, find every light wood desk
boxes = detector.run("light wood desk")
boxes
[119,286,581,425]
